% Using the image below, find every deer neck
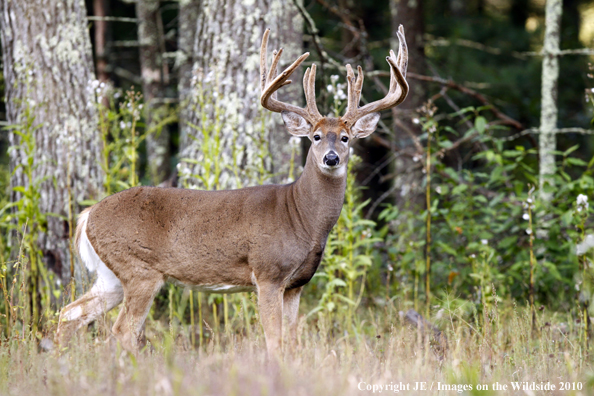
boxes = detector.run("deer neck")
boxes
[290,149,347,243]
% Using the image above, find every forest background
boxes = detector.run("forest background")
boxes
[0,0,594,393]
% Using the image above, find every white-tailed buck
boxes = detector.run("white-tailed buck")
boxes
[56,27,409,355]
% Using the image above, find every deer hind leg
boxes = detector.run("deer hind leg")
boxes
[283,286,302,352]
[112,267,164,353]
[56,261,123,347]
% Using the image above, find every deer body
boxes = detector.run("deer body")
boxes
[56,28,409,355]
[86,151,344,292]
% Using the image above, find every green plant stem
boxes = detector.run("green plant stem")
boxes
[528,205,536,332]
[198,292,203,348]
[425,131,432,318]
[189,290,195,347]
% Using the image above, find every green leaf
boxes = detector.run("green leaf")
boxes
[563,144,579,156]
[474,116,487,134]
[566,157,588,167]
[437,241,457,256]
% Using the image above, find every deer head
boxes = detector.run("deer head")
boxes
[260,27,409,177]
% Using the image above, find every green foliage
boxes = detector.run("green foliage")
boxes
[374,106,594,327]
[0,100,58,335]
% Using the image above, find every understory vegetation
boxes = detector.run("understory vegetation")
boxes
[0,71,593,393]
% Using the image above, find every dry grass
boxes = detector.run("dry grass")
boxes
[0,301,592,396]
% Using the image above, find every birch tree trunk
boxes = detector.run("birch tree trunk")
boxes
[539,0,562,199]
[178,0,303,189]
[136,0,171,182]
[0,0,103,280]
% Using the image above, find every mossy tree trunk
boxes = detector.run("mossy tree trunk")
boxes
[0,0,103,281]
[178,0,303,189]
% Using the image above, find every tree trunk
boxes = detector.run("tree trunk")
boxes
[539,0,562,200]
[178,0,303,189]
[389,0,426,204]
[93,0,109,82]
[177,0,200,162]
[0,0,103,281]
[136,0,171,183]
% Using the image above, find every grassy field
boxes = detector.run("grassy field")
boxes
[0,301,592,396]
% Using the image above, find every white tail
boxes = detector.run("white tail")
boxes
[56,28,409,355]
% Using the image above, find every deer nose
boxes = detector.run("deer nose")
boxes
[323,151,340,167]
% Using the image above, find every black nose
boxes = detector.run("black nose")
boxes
[323,151,340,167]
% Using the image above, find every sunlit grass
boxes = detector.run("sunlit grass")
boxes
[0,301,591,396]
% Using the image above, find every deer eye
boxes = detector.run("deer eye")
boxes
[341,136,349,143]
[313,134,321,141]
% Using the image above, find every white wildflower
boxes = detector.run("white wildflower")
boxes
[526,228,532,235]
[327,84,334,93]
[387,264,393,272]
[522,213,529,220]
[470,254,476,259]
[481,239,488,245]
[204,71,214,83]
[527,198,533,204]
[289,136,301,148]
[114,91,121,99]
[412,118,420,125]
[335,89,347,101]
[577,194,589,212]
[330,75,339,83]
[435,185,442,194]
[119,121,126,130]
[577,234,594,255]
[91,79,100,89]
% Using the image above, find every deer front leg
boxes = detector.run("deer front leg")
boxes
[256,282,284,358]
[283,286,302,352]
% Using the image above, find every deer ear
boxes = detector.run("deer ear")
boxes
[281,111,311,137]
[352,113,381,138]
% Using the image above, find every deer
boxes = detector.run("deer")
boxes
[55,26,409,356]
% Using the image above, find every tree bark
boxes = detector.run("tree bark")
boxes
[178,0,303,189]
[177,0,200,158]
[0,0,103,280]
[93,0,109,82]
[539,0,562,199]
[136,0,171,183]
[389,0,426,204]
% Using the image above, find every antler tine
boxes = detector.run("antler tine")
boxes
[343,64,365,120]
[260,29,322,126]
[341,26,409,126]
[260,29,271,93]
[305,64,322,120]
[397,25,408,77]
